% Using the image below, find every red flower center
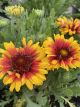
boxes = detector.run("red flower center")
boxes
[57,48,69,60]
[10,53,36,75]
[55,46,75,62]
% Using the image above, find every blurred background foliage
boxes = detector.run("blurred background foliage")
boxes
[0,0,75,16]
[0,0,76,43]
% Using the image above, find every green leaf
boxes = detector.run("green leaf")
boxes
[0,17,9,27]
[50,8,55,20]
[61,96,76,107]
[54,0,66,13]
[60,102,64,107]
[26,97,41,107]
[62,88,73,98]
[70,86,80,96]
[36,92,47,106]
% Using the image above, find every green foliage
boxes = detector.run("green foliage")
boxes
[0,84,13,107]
[61,96,76,107]
[21,0,74,16]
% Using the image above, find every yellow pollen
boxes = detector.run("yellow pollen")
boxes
[60,49,68,56]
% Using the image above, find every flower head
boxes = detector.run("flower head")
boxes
[5,5,24,16]
[33,9,44,16]
[57,17,80,35]
[0,37,48,92]
[43,34,80,71]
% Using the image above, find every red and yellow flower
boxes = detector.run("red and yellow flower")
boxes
[43,34,80,71]
[0,37,48,92]
[57,17,80,35]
